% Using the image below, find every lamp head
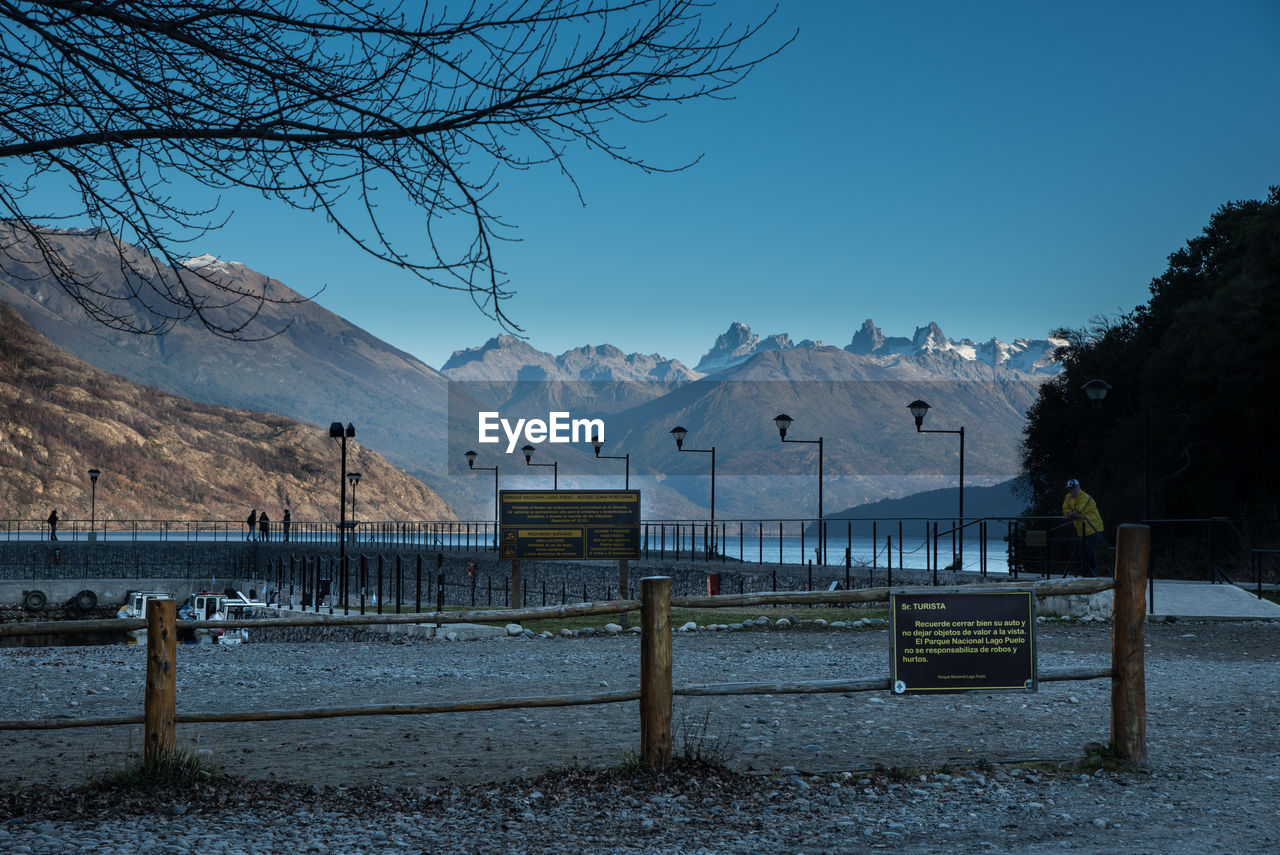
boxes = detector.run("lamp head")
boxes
[1082,379,1111,409]
[592,433,604,456]
[464,450,477,469]
[907,399,931,428]
[345,422,356,438]
[87,468,100,483]
[348,472,361,485]
[669,425,687,449]
[329,422,344,438]
[773,413,793,439]
[521,444,535,464]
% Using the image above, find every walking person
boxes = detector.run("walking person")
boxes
[1063,479,1104,577]
[46,509,58,541]
[246,509,257,541]
[259,511,271,543]
[282,508,291,543]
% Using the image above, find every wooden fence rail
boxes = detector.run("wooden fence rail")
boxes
[0,527,1148,770]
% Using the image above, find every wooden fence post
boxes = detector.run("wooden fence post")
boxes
[1111,524,1149,766]
[619,559,631,628]
[144,599,177,763]
[640,576,672,768]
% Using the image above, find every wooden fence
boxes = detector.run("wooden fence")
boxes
[0,526,1151,772]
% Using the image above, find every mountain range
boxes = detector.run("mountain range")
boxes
[1,226,1061,520]
[696,319,1062,376]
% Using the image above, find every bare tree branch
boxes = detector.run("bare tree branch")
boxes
[0,0,788,337]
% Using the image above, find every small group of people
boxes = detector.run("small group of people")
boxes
[1063,478,1104,577]
[246,508,292,542]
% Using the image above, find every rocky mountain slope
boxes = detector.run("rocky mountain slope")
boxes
[0,303,454,524]
[0,224,454,489]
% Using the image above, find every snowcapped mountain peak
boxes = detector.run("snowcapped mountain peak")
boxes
[912,322,949,352]
[695,322,823,373]
[838,319,1064,375]
[694,319,1062,376]
[441,335,699,383]
[180,254,245,274]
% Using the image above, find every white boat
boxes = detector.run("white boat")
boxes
[181,590,267,644]
[116,591,175,642]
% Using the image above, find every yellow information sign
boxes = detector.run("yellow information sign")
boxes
[499,490,640,560]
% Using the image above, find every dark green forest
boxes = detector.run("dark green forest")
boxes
[1021,186,1280,523]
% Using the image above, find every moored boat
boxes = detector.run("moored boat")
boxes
[181,590,268,644]
[116,591,175,642]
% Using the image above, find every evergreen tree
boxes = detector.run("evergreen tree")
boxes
[1021,187,1280,522]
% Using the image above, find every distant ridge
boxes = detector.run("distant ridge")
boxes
[442,334,700,383]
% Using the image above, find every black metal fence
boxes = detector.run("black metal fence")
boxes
[3,515,1277,588]
[253,551,932,616]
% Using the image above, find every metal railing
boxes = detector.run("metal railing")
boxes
[4,514,1277,582]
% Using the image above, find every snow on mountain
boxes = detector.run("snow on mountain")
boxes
[180,254,248,275]
[695,320,1064,376]
[694,321,824,373]
[854,319,1064,374]
[441,335,700,383]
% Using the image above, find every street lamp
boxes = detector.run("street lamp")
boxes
[521,444,558,488]
[591,433,630,488]
[347,472,362,544]
[906,400,965,568]
[773,414,824,564]
[87,468,100,542]
[1081,379,1150,519]
[669,425,716,554]
[465,450,500,549]
[329,421,355,613]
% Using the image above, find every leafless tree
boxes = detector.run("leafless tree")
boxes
[0,0,784,337]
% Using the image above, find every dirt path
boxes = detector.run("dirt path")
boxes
[2,620,1276,790]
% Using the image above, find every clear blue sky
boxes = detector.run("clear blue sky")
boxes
[118,1,1280,369]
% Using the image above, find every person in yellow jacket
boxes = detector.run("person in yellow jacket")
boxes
[1063,479,1104,577]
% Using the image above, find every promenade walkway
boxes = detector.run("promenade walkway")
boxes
[1147,580,1280,620]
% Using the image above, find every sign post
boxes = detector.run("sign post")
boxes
[499,490,641,611]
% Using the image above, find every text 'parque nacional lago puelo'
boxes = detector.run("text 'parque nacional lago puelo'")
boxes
[478,412,605,453]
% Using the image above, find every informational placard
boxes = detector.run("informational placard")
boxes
[499,490,640,560]
[890,589,1036,694]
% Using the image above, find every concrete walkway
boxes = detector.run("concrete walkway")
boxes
[1147,580,1280,620]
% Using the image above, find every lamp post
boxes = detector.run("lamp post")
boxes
[773,414,824,564]
[87,468,100,542]
[347,472,362,545]
[669,425,715,554]
[465,450,499,549]
[330,421,355,611]
[906,400,965,568]
[591,434,630,488]
[1081,379,1151,519]
[521,444,558,488]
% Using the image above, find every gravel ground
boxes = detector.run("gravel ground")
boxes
[1,619,1277,853]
